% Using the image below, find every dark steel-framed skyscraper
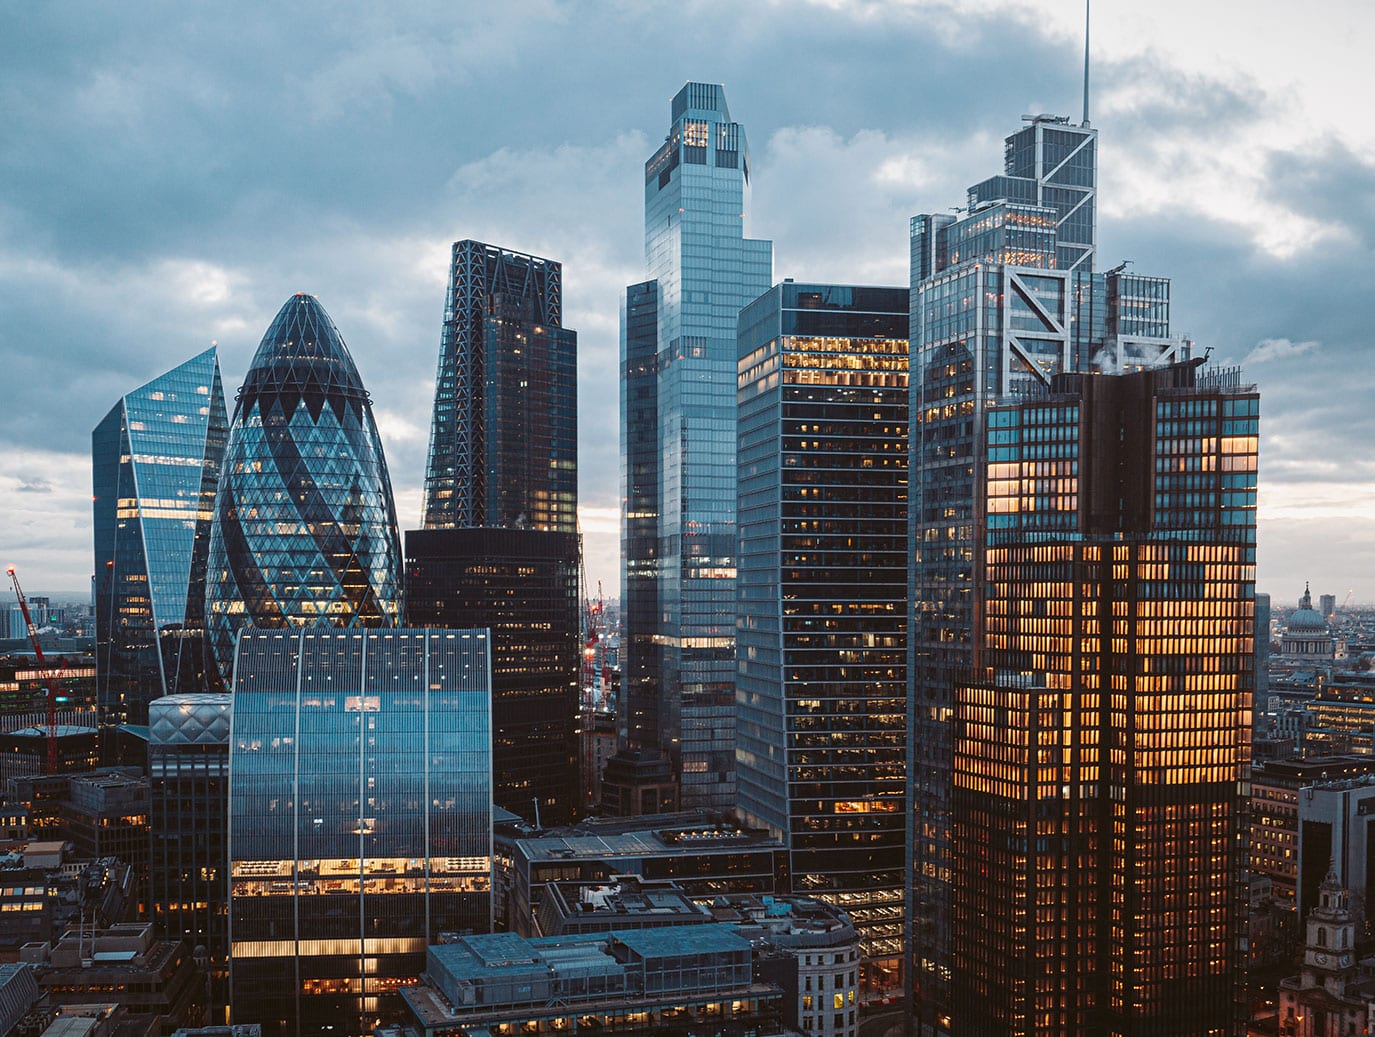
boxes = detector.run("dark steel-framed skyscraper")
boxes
[411,240,580,825]
[736,283,909,988]
[205,294,402,689]
[619,82,772,809]
[421,240,577,534]
[905,113,1190,1030]
[950,361,1256,1035]
[227,628,493,1037]
[92,347,227,726]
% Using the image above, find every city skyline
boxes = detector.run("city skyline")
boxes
[2,1,1372,602]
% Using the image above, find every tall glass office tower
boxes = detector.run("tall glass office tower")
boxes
[906,114,1189,1031]
[952,361,1256,1034]
[736,283,909,989]
[205,295,402,690]
[228,628,493,1037]
[620,82,772,809]
[92,348,228,727]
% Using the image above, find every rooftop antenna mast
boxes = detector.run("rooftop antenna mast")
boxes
[1081,0,1092,127]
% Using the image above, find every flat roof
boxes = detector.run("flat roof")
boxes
[517,827,782,863]
[611,923,750,958]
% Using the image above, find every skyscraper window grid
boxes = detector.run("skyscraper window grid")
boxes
[736,282,909,990]
[950,363,1255,1035]
[421,240,577,534]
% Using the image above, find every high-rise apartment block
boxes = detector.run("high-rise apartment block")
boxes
[204,294,402,690]
[411,240,581,825]
[620,82,772,808]
[735,282,908,988]
[906,113,1189,1027]
[92,347,227,725]
[227,628,494,1037]
[950,361,1256,1034]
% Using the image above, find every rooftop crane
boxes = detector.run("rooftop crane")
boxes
[6,566,62,775]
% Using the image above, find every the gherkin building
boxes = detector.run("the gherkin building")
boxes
[205,294,402,688]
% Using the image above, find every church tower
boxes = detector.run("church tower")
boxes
[1300,862,1357,996]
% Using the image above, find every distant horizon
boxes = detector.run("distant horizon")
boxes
[8,588,1375,614]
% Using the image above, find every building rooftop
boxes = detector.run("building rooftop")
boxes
[511,811,782,862]
[537,875,711,935]
[410,924,771,1032]
[612,923,750,959]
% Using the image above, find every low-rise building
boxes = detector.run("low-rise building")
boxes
[507,873,861,1037]
[399,925,795,1037]
[500,811,786,936]
[24,923,200,1035]
[535,875,712,937]
[715,895,861,1037]
[63,774,148,876]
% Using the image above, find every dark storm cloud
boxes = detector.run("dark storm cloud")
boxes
[0,1,1368,599]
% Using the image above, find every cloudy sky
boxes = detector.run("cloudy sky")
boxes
[1,0,1371,605]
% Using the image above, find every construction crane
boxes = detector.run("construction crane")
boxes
[1342,589,1356,613]
[6,566,61,775]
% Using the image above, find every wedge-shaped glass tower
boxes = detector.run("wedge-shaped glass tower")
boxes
[205,294,401,687]
[93,347,228,725]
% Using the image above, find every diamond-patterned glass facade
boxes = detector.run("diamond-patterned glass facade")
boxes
[93,347,228,726]
[205,295,402,688]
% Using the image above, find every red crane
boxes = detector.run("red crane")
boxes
[7,566,61,774]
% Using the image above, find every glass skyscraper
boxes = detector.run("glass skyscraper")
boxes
[205,294,402,689]
[227,628,493,1037]
[411,240,581,824]
[421,239,578,534]
[92,347,228,727]
[620,82,772,809]
[906,114,1189,1031]
[951,361,1256,1034]
[736,283,909,989]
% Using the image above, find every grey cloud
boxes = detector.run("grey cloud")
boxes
[0,1,1368,600]
[1247,338,1321,364]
